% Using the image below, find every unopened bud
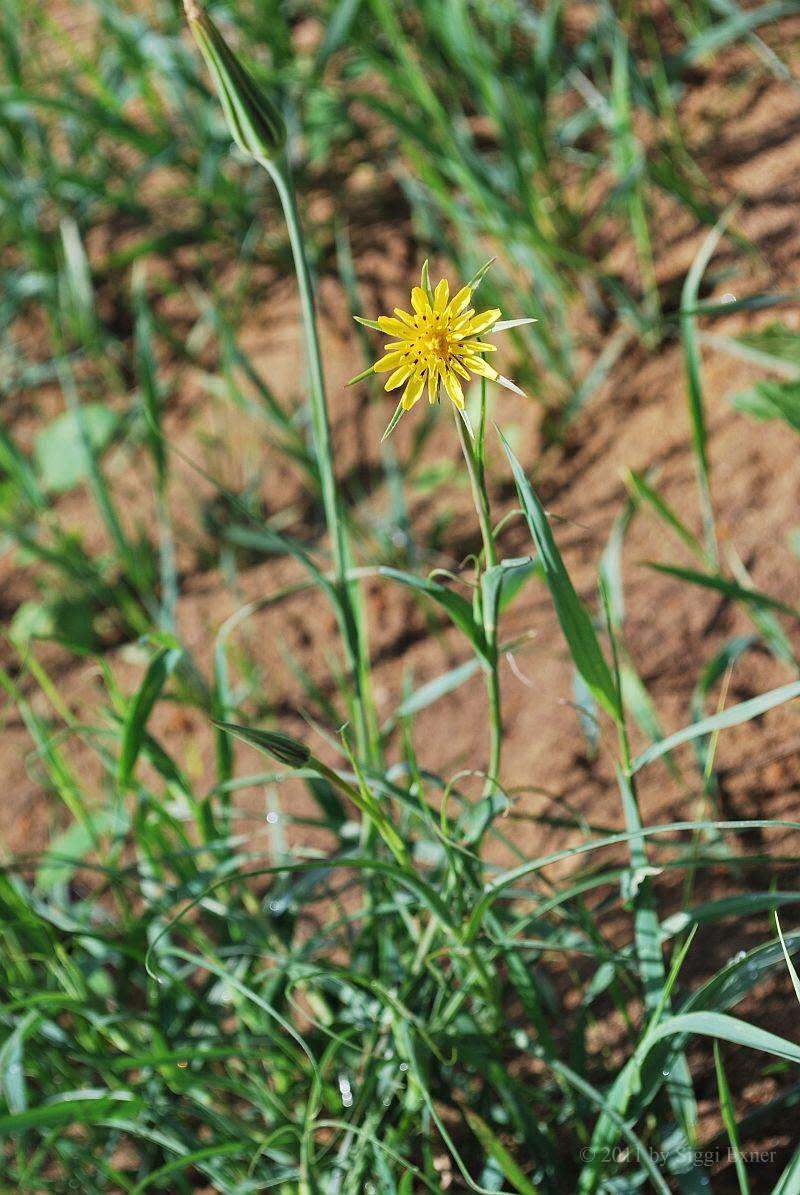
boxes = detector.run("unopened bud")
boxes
[184,0,285,159]
[213,720,311,768]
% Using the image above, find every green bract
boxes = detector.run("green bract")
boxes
[184,0,285,159]
[213,720,311,768]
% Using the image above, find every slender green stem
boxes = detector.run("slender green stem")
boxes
[604,604,701,1173]
[260,158,340,563]
[484,657,502,796]
[456,396,496,572]
[259,154,379,765]
[453,391,501,795]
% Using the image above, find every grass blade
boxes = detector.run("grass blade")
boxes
[630,680,800,774]
[499,430,620,720]
[118,645,182,789]
[714,1042,751,1195]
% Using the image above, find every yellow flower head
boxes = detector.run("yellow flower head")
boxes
[372,277,501,412]
[351,263,530,431]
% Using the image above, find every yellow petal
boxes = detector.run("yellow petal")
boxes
[433,278,450,313]
[451,358,470,380]
[411,287,431,318]
[442,369,464,409]
[426,361,439,402]
[460,339,497,353]
[378,316,416,339]
[393,307,416,326]
[373,351,405,372]
[446,285,472,319]
[385,364,413,391]
[401,371,426,410]
[451,308,475,330]
[462,354,498,379]
[461,308,500,335]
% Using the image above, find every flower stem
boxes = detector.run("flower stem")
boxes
[259,154,379,765]
[453,387,502,796]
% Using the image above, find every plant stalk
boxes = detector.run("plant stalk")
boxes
[453,388,502,796]
[259,154,379,765]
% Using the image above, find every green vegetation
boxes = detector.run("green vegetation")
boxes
[2,1,800,1191]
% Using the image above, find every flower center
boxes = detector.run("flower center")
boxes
[417,324,452,364]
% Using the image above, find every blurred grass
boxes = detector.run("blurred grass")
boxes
[3,0,800,1191]
[1,0,786,403]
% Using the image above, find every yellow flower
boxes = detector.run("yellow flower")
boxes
[351,264,530,423]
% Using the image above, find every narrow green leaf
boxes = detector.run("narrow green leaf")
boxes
[396,656,482,719]
[481,556,540,626]
[0,426,44,510]
[379,566,489,659]
[132,266,167,489]
[353,314,381,331]
[118,646,182,788]
[630,679,800,774]
[729,378,800,433]
[644,1010,800,1065]
[0,1012,38,1115]
[626,470,705,560]
[680,206,737,563]
[494,318,537,332]
[347,365,375,386]
[465,257,496,292]
[646,561,800,620]
[773,1145,800,1195]
[381,401,405,442]
[714,1042,750,1195]
[499,430,620,720]
[0,1094,138,1134]
[463,1108,540,1194]
[130,1142,247,1194]
[775,913,800,1007]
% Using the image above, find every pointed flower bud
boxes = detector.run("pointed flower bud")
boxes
[213,720,311,768]
[184,0,285,159]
